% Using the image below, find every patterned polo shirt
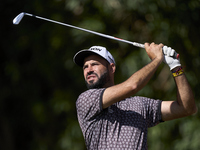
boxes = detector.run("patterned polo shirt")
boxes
[76,88,163,150]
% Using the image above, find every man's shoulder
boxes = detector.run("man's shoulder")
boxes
[128,96,159,101]
[125,96,149,102]
[77,88,106,103]
[76,88,106,115]
[123,96,161,107]
[79,88,105,96]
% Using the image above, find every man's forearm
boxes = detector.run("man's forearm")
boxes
[161,68,197,121]
[127,58,162,94]
[174,73,197,115]
[102,58,162,109]
[103,43,164,109]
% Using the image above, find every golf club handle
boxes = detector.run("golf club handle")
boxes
[133,43,179,59]
[162,47,180,59]
[172,51,179,59]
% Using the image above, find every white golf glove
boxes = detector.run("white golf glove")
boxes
[163,46,181,70]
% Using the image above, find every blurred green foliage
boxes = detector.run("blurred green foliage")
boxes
[1,0,200,149]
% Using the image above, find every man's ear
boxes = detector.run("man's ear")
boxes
[109,63,116,74]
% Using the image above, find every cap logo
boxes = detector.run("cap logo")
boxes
[89,47,102,51]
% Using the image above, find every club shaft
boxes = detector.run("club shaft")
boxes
[16,12,178,59]
[24,13,145,49]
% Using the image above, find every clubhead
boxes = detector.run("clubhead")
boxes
[13,12,25,25]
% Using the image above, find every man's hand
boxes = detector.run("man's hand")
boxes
[162,46,181,70]
[144,42,164,61]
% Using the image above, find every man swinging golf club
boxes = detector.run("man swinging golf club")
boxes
[12,12,197,149]
[73,43,197,150]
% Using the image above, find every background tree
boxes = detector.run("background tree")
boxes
[1,0,199,149]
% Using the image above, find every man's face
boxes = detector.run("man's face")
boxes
[83,55,110,89]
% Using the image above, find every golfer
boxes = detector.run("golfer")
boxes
[73,43,197,150]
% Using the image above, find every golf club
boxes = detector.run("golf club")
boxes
[13,12,179,59]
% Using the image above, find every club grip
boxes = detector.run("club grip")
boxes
[174,52,180,59]
[162,46,180,59]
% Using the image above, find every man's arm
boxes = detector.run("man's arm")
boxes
[161,68,197,121]
[102,43,164,109]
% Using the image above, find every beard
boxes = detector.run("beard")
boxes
[85,70,110,89]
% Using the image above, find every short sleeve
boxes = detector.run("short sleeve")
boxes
[142,97,163,127]
[117,96,163,128]
[76,88,105,132]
